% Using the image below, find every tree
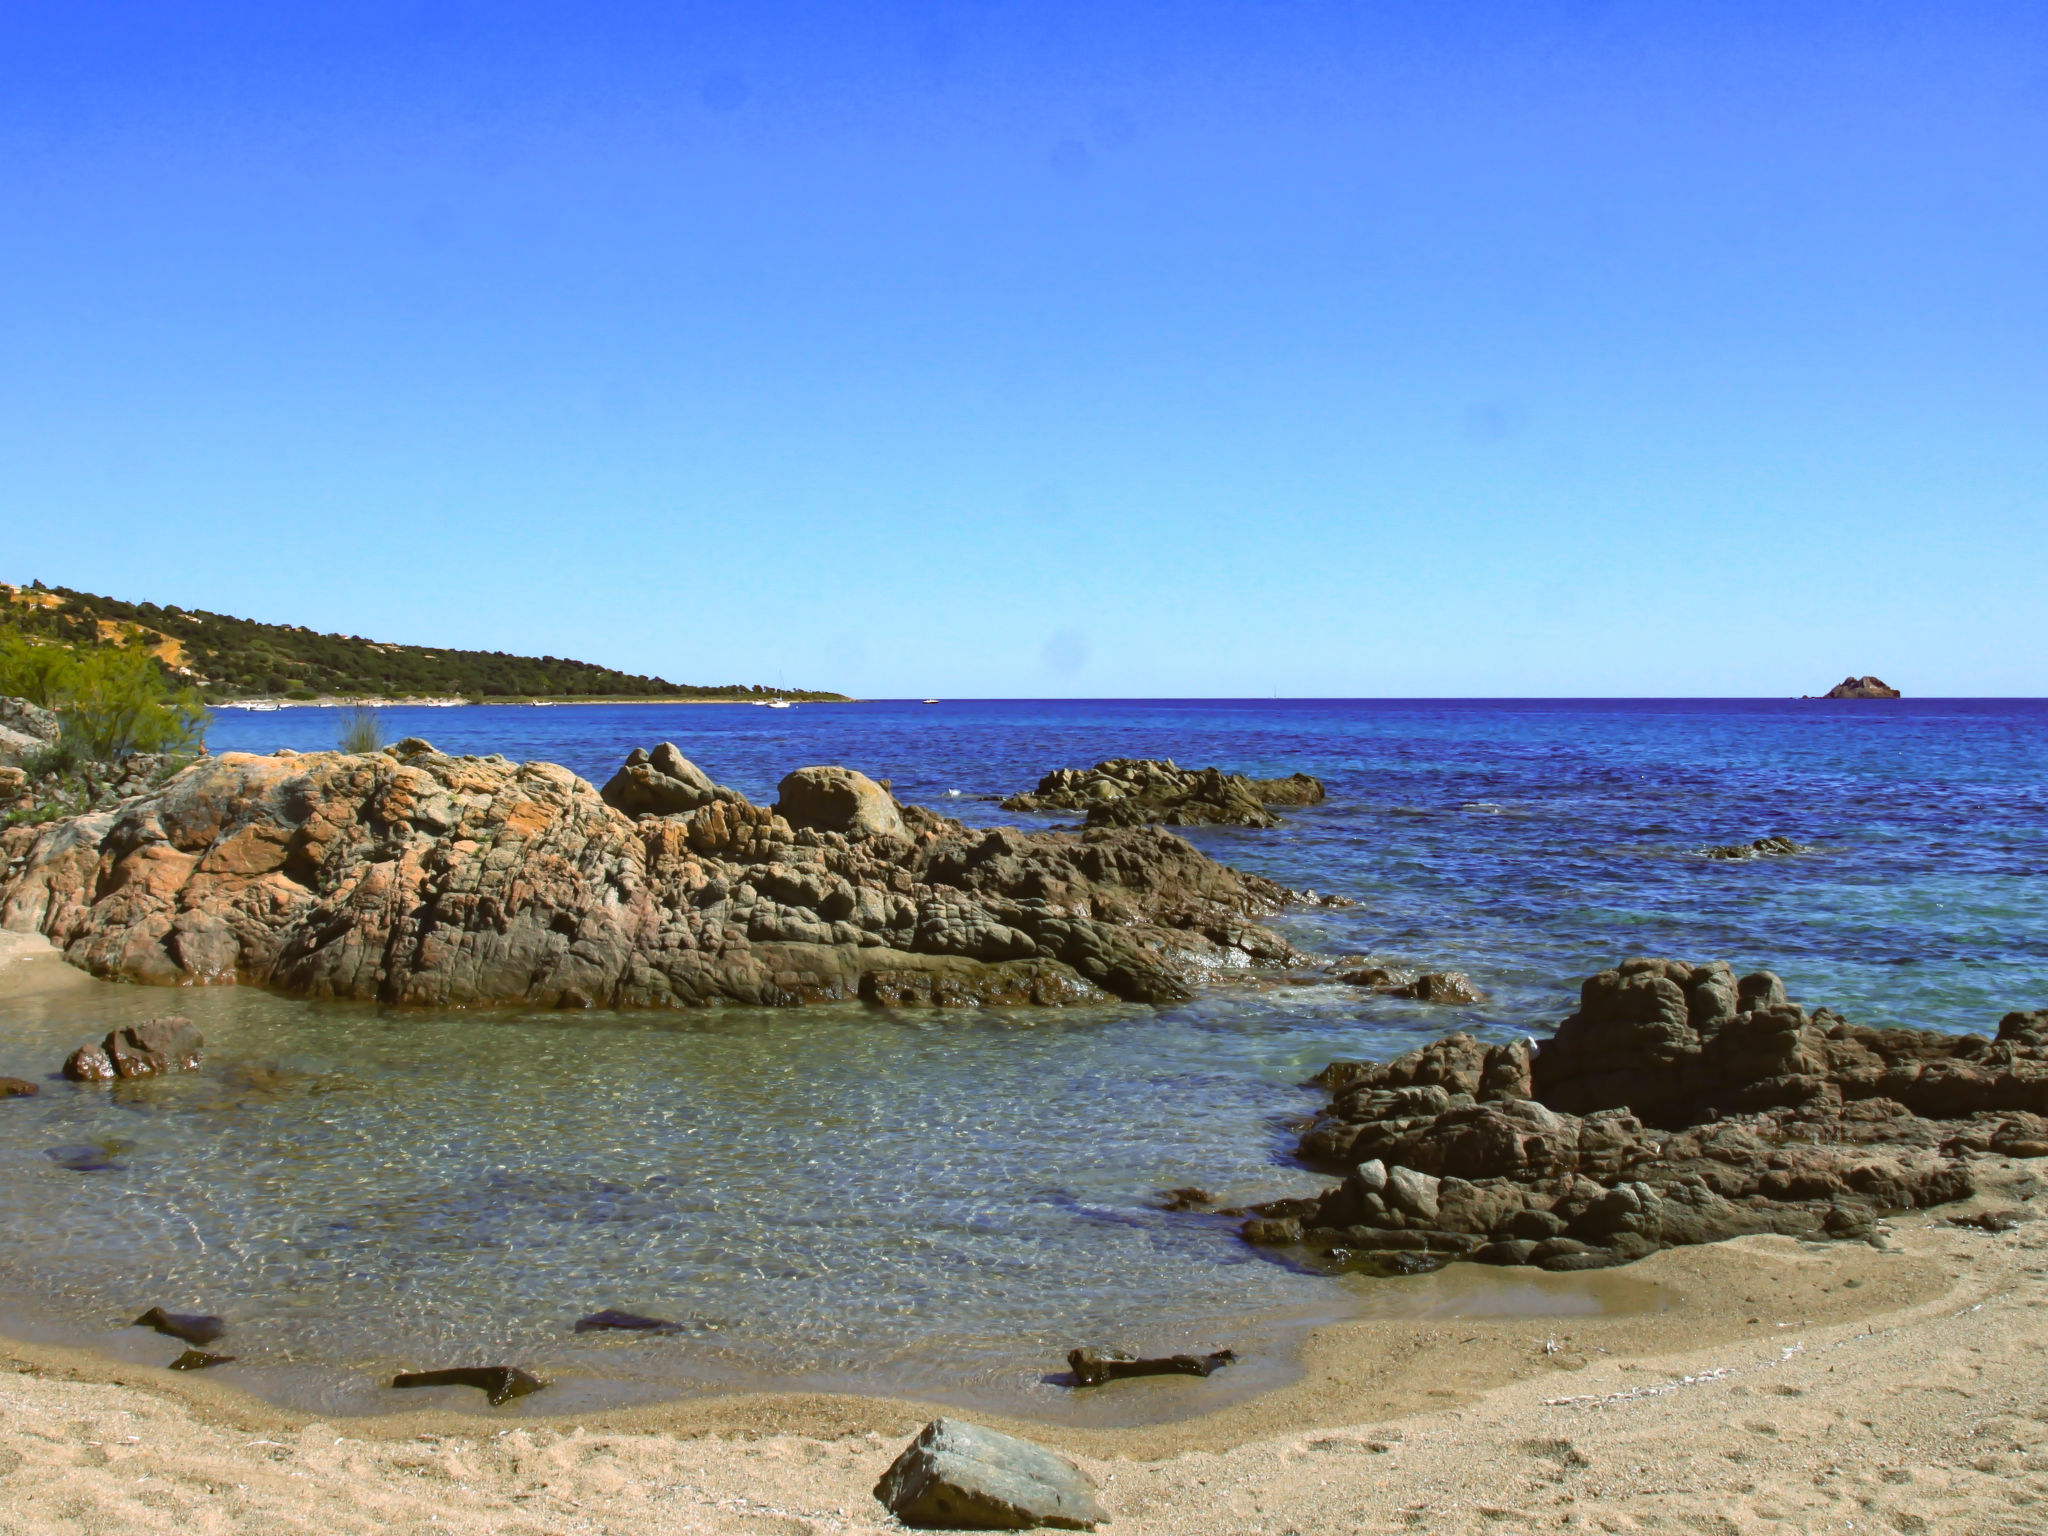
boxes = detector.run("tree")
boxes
[0,628,80,705]
[59,645,206,761]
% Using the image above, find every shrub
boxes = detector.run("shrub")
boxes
[59,646,207,762]
[337,706,385,754]
[0,629,80,706]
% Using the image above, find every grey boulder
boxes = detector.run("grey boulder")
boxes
[600,743,740,817]
[874,1417,1106,1530]
[777,765,906,840]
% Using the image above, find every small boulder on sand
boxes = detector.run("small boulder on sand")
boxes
[874,1417,1106,1529]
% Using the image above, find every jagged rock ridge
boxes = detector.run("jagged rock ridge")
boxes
[0,741,1305,1009]
[1002,758,1325,829]
[1814,676,1902,699]
[1253,958,2045,1273]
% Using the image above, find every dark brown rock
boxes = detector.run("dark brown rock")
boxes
[1816,676,1902,699]
[62,1044,114,1082]
[1390,971,1486,1004]
[1273,959,2034,1274]
[1002,759,1323,829]
[573,1309,682,1334]
[168,1349,236,1370]
[105,1018,204,1078]
[1066,1347,1236,1386]
[392,1366,545,1406]
[134,1307,226,1345]
[0,1076,37,1098]
[1705,836,1801,860]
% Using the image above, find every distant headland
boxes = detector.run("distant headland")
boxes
[1807,674,1902,699]
[1,581,845,704]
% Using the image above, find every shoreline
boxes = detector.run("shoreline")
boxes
[207,694,862,710]
[1,1204,2038,1532]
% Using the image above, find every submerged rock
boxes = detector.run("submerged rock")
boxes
[0,745,1305,1009]
[167,1349,236,1370]
[391,1366,545,1406]
[874,1417,1106,1530]
[1262,962,2044,1273]
[62,1019,203,1081]
[0,1076,37,1098]
[1002,758,1324,829]
[134,1307,226,1345]
[1067,1346,1236,1387]
[1704,836,1801,860]
[573,1309,683,1334]
[45,1141,130,1172]
[1389,971,1485,1004]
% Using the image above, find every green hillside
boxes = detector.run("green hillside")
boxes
[1,582,844,703]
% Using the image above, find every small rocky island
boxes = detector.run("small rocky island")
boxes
[1245,957,2044,1272]
[1001,757,1325,828]
[0,740,1308,1008]
[1811,675,1902,699]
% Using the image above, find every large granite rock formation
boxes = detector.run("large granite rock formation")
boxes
[0,741,1304,1009]
[1002,758,1325,829]
[1254,958,2043,1273]
[1816,676,1902,699]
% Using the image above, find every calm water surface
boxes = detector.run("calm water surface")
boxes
[0,698,2039,1415]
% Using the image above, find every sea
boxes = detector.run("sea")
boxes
[0,698,2041,1419]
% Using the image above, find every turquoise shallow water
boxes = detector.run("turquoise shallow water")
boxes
[0,698,2039,1414]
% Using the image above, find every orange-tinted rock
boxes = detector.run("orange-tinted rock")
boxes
[0,746,1304,1009]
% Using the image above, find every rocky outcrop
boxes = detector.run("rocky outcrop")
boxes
[599,743,743,817]
[1258,960,2043,1274]
[0,742,1304,1009]
[1705,836,1800,860]
[875,1418,1105,1530]
[1002,759,1324,829]
[1815,676,1902,699]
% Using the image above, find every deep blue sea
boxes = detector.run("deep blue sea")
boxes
[0,697,2040,1418]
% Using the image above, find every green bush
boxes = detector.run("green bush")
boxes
[0,630,80,706]
[337,706,385,754]
[58,646,207,762]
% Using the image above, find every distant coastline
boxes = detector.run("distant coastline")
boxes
[211,693,860,710]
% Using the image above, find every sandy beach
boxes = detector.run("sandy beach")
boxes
[1,1156,2042,1534]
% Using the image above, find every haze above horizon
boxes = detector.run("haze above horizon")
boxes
[3,2,2042,698]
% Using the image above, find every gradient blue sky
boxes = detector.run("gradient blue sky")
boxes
[3,2,2043,696]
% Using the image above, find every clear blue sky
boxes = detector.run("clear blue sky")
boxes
[3,2,2043,697]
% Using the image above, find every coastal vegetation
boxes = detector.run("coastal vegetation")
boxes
[0,581,845,703]
[335,705,386,754]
